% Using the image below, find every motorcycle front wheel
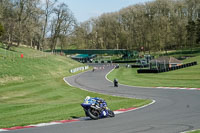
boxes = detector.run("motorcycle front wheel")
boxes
[88,108,100,120]
[108,110,115,117]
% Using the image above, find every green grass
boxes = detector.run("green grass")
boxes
[188,130,200,133]
[148,47,200,58]
[0,46,151,128]
[108,55,200,88]
[162,48,200,57]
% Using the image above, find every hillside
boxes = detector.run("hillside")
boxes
[0,46,82,84]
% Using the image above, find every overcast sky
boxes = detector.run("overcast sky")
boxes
[60,0,153,23]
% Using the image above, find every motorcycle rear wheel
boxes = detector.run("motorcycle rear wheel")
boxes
[88,108,100,120]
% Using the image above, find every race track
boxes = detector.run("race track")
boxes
[7,64,200,133]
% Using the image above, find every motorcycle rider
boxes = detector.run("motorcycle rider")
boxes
[113,78,118,87]
[81,96,115,119]
[84,96,105,108]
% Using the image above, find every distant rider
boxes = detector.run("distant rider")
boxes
[113,78,118,87]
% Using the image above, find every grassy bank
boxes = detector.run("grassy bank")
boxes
[0,46,151,128]
[188,130,200,133]
[108,55,200,88]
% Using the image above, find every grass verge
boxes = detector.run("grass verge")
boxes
[187,130,200,133]
[108,55,200,88]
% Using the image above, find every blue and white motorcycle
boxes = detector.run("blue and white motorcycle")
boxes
[81,96,115,120]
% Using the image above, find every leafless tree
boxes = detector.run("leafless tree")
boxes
[41,0,57,50]
[50,3,76,52]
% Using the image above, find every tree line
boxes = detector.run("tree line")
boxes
[0,0,75,51]
[0,0,200,53]
[73,0,200,53]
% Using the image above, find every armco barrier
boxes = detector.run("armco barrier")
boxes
[112,60,137,63]
[92,60,112,63]
[131,64,149,68]
[70,66,89,73]
[137,61,197,73]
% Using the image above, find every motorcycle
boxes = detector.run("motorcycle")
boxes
[81,97,115,120]
[114,79,118,87]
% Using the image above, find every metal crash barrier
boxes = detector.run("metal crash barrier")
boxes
[70,66,89,73]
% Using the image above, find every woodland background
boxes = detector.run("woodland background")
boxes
[0,0,200,53]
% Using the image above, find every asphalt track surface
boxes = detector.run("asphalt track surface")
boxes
[8,65,200,133]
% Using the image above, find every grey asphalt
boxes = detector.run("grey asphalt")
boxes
[8,64,200,133]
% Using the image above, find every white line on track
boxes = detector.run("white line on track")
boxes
[29,122,61,127]
[0,129,8,132]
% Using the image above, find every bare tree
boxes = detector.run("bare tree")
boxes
[50,3,76,52]
[41,0,57,50]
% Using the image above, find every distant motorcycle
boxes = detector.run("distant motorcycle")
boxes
[81,96,115,120]
[114,78,118,87]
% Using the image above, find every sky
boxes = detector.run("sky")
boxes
[61,0,153,23]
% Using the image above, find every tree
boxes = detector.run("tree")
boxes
[50,3,76,52]
[41,0,57,50]
[0,0,18,50]
[186,20,196,50]
[3,0,43,49]
[15,0,27,46]
[0,23,4,37]
[196,18,200,44]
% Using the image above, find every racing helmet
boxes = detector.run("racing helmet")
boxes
[85,96,91,101]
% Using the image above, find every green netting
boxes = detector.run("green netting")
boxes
[52,49,138,56]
